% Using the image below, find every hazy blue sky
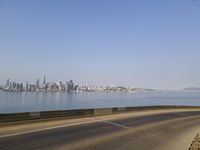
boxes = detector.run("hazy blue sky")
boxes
[0,0,200,89]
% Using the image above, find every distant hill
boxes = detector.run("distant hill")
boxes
[183,87,200,91]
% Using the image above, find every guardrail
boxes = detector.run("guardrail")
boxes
[1,105,200,124]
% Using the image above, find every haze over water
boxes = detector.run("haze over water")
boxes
[1,91,200,114]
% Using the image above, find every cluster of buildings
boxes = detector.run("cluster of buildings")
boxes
[1,75,155,93]
[79,85,154,93]
[3,75,78,92]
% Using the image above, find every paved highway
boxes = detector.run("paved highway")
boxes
[1,110,200,150]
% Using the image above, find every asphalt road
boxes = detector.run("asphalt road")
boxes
[1,110,200,150]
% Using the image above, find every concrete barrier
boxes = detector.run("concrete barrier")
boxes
[0,109,95,124]
[94,108,113,115]
[29,112,40,118]
[0,105,200,124]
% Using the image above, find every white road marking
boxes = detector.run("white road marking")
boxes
[1,110,197,138]
[102,120,130,129]
[0,117,128,138]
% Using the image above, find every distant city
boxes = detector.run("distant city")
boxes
[0,75,155,93]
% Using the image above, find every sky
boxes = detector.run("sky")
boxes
[0,0,200,89]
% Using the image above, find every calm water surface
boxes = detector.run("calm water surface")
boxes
[0,91,200,114]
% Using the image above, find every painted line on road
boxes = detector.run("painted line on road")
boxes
[1,110,198,138]
[102,120,130,129]
[0,117,128,138]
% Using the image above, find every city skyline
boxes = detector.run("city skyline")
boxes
[1,74,199,91]
[0,0,200,89]
[1,74,156,93]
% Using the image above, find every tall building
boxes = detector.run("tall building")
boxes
[16,83,20,90]
[6,79,10,87]
[19,83,23,91]
[43,74,46,85]
[81,82,83,92]
[74,84,79,91]
[65,81,69,92]
[58,81,62,91]
[12,82,16,89]
[8,81,12,90]
[25,81,29,91]
[36,79,40,89]
[69,80,74,91]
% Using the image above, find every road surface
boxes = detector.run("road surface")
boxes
[1,109,200,150]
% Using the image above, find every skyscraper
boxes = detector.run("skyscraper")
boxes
[19,83,23,91]
[58,81,62,91]
[36,79,40,89]
[43,74,46,85]
[81,82,83,92]
[65,81,69,92]
[69,80,74,91]
[25,81,29,91]
[6,79,10,88]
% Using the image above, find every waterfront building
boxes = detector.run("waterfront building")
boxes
[81,82,83,92]
[12,82,16,90]
[16,83,20,90]
[57,81,63,91]
[9,81,12,90]
[19,83,23,91]
[43,74,46,85]
[74,84,79,91]
[69,80,74,91]
[48,82,57,92]
[36,79,40,89]
[6,79,10,88]
[29,84,36,91]
[25,81,29,91]
[65,81,69,92]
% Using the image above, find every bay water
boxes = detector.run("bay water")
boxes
[0,90,200,114]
